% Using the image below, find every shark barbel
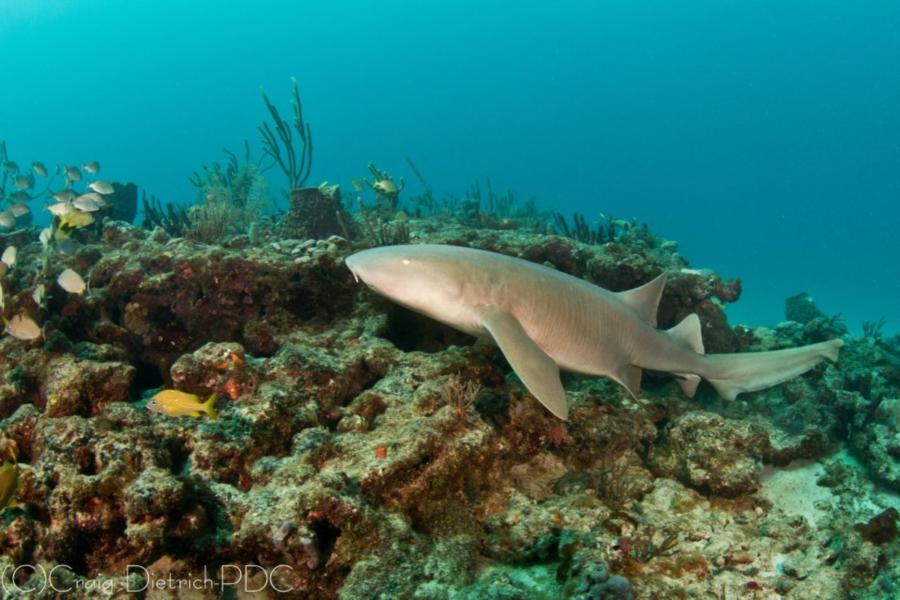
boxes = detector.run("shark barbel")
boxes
[346,244,842,419]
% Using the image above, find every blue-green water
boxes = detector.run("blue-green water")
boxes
[1,0,897,332]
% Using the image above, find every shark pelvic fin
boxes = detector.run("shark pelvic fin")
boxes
[615,273,667,327]
[610,364,642,399]
[481,309,568,420]
[674,373,701,397]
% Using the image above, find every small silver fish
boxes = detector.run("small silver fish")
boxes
[32,284,45,306]
[88,180,115,195]
[64,166,82,181]
[13,174,34,191]
[31,161,47,177]
[0,211,14,230]
[9,204,30,218]
[47,202,72,217]
[57,268,87,294]
[73,193,105,212]
[39,228,53,247]
[5,314,42,341]
[83,161,100,175]
[72,198,102,212]
[10,191,31,203]
[2,161,18,174]
[56,238,78,255]
[81,191,104,202]
[1,246,15,267]
[51,189,77,203]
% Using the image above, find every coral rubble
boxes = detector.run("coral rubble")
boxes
[0,211,897,600]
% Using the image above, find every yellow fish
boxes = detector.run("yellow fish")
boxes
[147,390,217,418]
[0,447,22,512]
[55,209,95,239]
[374,179,398,195]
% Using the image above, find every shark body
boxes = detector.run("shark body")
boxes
[345,244,842,419]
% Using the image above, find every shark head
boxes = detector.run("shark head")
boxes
[345,245,464,319]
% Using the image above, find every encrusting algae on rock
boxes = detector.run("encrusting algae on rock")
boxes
[0,208,896,598]
[0,443,22,513]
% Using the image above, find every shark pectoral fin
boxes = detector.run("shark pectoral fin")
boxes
[480,310,568,420]
[609,364,642,399]
[615,272,667,327]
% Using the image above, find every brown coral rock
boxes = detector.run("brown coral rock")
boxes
[649,411,771,497]
[42,355,135,417]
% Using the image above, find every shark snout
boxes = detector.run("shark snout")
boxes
[345,246,420,298]
[345,248,388,287]
[344,254,361,283]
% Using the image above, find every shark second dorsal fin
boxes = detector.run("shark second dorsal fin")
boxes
[667,313,704,354]
[480,309,568,420]
[615,273,667,327]
[667,314,705,398]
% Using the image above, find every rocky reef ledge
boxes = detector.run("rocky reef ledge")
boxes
[1,219,897,599]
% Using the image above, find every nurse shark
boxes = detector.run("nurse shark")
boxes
[345,244,842,419]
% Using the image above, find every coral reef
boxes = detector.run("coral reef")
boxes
[104,182,138,224]
[282,184,355,241]
[785,292,826,325]
[0,209,897,599]
[649,411,770,497]
[259,78,313,190]
[189,142,271,211]
[141,191,191,237]
[180,144,277,244]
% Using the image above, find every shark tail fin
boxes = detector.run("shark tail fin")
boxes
[702,338,843,401]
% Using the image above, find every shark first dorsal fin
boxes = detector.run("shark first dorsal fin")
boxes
[615,273,667,327]
[480,309,568,420]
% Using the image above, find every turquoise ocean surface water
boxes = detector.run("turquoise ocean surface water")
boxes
[1,0,898,329]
